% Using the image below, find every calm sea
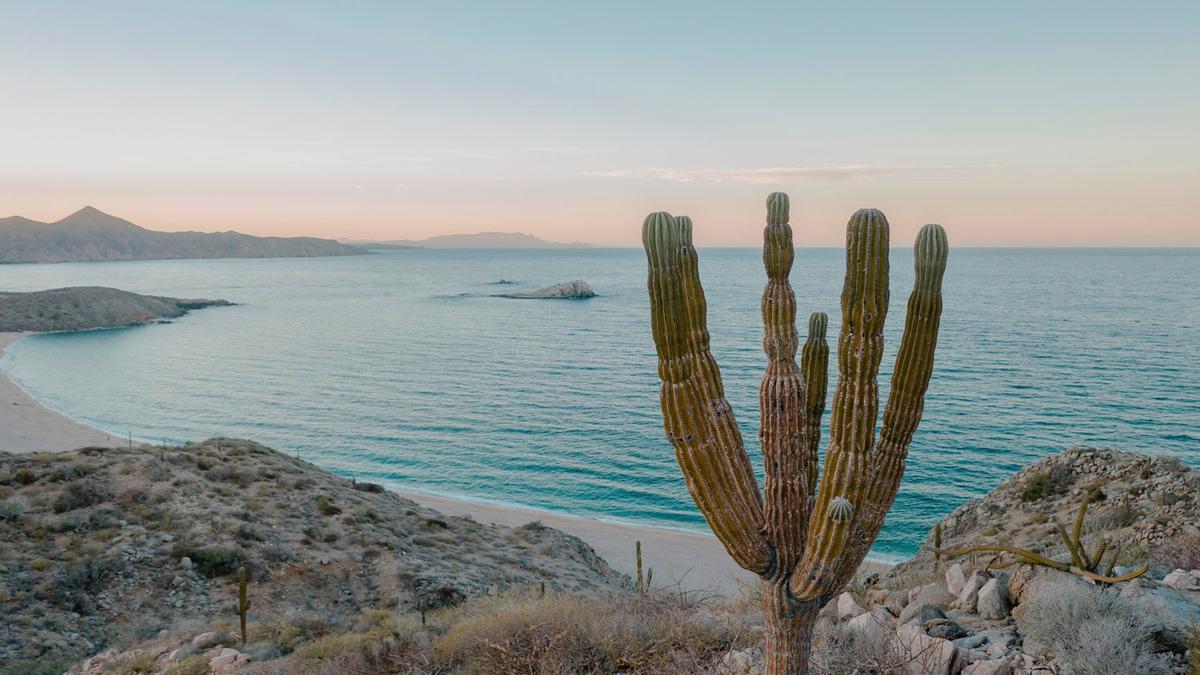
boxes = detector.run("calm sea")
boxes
[2,248,1197,561]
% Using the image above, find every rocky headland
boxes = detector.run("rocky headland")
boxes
[0,287,232,333]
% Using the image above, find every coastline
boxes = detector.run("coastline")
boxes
[0,330,890,593]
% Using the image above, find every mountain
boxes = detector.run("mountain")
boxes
[349,232,589,249]
[0,207,367,263]
[0,286,232,332]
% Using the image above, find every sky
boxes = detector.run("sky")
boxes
[1,1,1198,246]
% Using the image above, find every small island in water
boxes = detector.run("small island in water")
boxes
[0,287,232,332]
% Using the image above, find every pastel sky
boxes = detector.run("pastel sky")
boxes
[2,1,1198,246]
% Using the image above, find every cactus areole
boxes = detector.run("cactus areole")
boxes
[642,193,948,674]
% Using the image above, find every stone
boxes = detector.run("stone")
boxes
[946,563,968,596]
[179,556,192,571]
[924,618,970,641]
[836,591,866,621]
[956,572,985,612]
[899,602,947,626]
[209,647,251,675]
[894,623,963,675]
[1118,580,1200,652]
[963,658,1012,675]
[717,647,759,675]
[909,581,957,608]
[847,606,895,643]
[191,631,231,650]
[1162,569,1200,591]
[977,577,1012,619]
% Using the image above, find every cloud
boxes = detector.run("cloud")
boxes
[581,163,988,184]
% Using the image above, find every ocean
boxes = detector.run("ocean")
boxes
[1,247,1197,561]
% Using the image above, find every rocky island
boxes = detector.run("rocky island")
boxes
[0,287,232,333]
[495,280,596,299]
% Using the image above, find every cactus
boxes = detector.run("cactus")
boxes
[635,540,654,597]
[237,566,250,644]
[935,485,1149,584]
[643,194,948,673]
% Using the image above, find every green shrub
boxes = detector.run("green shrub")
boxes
[1018,471,1056,501]
[29,558,52,572]
[315,496,342,516]
[172,544,244,578]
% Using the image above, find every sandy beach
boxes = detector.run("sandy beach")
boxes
[0,332,122,453]
[0,330,888,593]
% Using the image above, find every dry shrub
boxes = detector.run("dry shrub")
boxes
[1016,583,1169,674]
[292,610,423,669]
[1150,531,1200,571]
[432,588,752,673]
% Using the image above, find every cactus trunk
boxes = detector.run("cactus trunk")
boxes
[643,194,949,674]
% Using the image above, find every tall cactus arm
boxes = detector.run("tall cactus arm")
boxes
[643,212,773,574]
[840,223,949,575]
[800,312,829,498]
[759,192,810,577]
[791,208,891,601]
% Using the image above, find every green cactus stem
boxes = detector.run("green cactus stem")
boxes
[643,196,949,674]
[238,566,249,644]
[935,484,1148,585]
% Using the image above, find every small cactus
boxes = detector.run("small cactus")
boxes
[634,540,653,597]
[237,566,250,643]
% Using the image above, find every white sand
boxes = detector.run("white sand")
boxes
[0,330,891,593]
[0,333,123,453]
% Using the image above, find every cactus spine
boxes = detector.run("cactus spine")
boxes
[643,195,949,673]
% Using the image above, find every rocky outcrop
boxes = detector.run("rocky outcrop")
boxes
[0,286,232,332]
[496,279,596,299]
[0,206,366,263]
[0,439,626,667]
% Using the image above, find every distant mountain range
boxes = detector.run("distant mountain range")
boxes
[345,232,589,249]
[0,207,367,263]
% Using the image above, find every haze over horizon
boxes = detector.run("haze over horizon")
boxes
[2,2,1198,246]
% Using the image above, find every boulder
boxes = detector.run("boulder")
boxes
[191,631,232,650]
[976,577,1012,620]
[963,658,1013,675]
[847,606,896,643]
[717,648,760,675]
[1118,580,1200,652]
[946,563,969,596]
[909,582,957,608]
[836,591,866,621]
[209,647,251,675]
[894,623,964,675]
[956,572,985,612]
[1162,569,1200,591]
[899,602,947,626]
[925,618,970,641]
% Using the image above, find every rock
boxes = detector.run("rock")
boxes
[899,602,947,626]
[956,572,985,612]
[717,647,760,675]
[847,606,896,642]
[963,658,1012,675]
[882,589,909,616]
[977,577,1012,619]
[496,280,596,299]
[909,582,957,608]
[1162,569,1200,591]
[836,591,866,621]
[894,623,964,675]
[209,647,251,675]
[1118,580,1200,652]
[179,556,193,571]
[191,631,232,650]
[946,563,969,596]
[925,618,970,641]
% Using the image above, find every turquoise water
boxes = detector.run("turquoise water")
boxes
[1,248,1197,561]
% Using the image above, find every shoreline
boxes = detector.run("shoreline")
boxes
[0,330,891,593]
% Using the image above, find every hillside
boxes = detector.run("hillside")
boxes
[353,232,588,248]
[0,287,232,332]
[0,439,626,671]
[0,207,366,263]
